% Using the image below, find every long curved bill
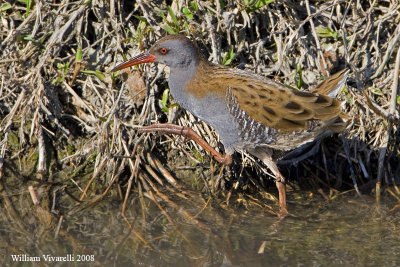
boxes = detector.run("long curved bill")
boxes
[110,52,157,72]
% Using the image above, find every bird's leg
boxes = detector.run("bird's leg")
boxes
[273,172,288,217]
[262,162,288,217]
[247,148,288,217]
[139,123,233,165]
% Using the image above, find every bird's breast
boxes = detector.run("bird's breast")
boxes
[169,79,244,150]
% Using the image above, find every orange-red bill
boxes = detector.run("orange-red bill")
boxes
[110,52,157,72]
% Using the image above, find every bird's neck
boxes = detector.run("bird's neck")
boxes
[168,57,202,96]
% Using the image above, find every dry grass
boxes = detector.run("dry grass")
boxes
[1,0,400,224]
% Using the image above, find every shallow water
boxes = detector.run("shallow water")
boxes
[1,189,399,267]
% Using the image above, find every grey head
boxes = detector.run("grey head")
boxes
[110,34,202,74]
[148,34,201,70]
[146,35,207,112]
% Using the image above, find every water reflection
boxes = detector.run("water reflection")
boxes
[1,191,399,266]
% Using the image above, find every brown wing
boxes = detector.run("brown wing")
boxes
[230,80,341,132]
[312,69,349,97]
[186,63,342,133]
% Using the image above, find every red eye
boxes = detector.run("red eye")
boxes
[160,48,168,54]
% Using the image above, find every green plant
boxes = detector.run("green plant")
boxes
[341,86,353,104]
[221,46,235,66]
[182,7,193,20]
[52,62,70,84]
[190,148,205,164]
[161,4,197,35]
[243,0,274,13]
[294,64,303,89]
[189,1,198,12]
[162,6,180,34]
[161,88,170,112]
[370,87,383,96]
[0,3,11,16]
[317,27,340,40]
[75,47,83,62]
[81,70,106,82]
[130,16,153,45]
[160,88,178,113]
[17,0,32,18]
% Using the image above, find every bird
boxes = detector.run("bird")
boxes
[111,34,349,216]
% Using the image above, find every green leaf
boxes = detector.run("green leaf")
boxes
[182,7,193,19]
[8,132,20,150]
[370,87,383,95]
[23,35,33,41]
[0,3,11,12]
[162,89,169,106]
[139,20,146,30]
[222,46,235,66]
[161,88,170,112]
[169,103,179,108]
[17,0,31,17]
[57,62,65,69]
[167,6,179,27]
[191,149,205,163]
[163,25,177,34]
[317,27,341,40]
[75,48,83,61]
[295,64,303,89]
[346,96,354,104]
[184,22,190,34]
[189,1,198,11]
[159,10,166,20]
[133,15,148,23]
[244,0,274,13]
[283,84,298,91]
[26,0,31,13]
[16,11,23,20]
[81,70,106,81]
[67,144,75,154]
[110,70,120,79]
